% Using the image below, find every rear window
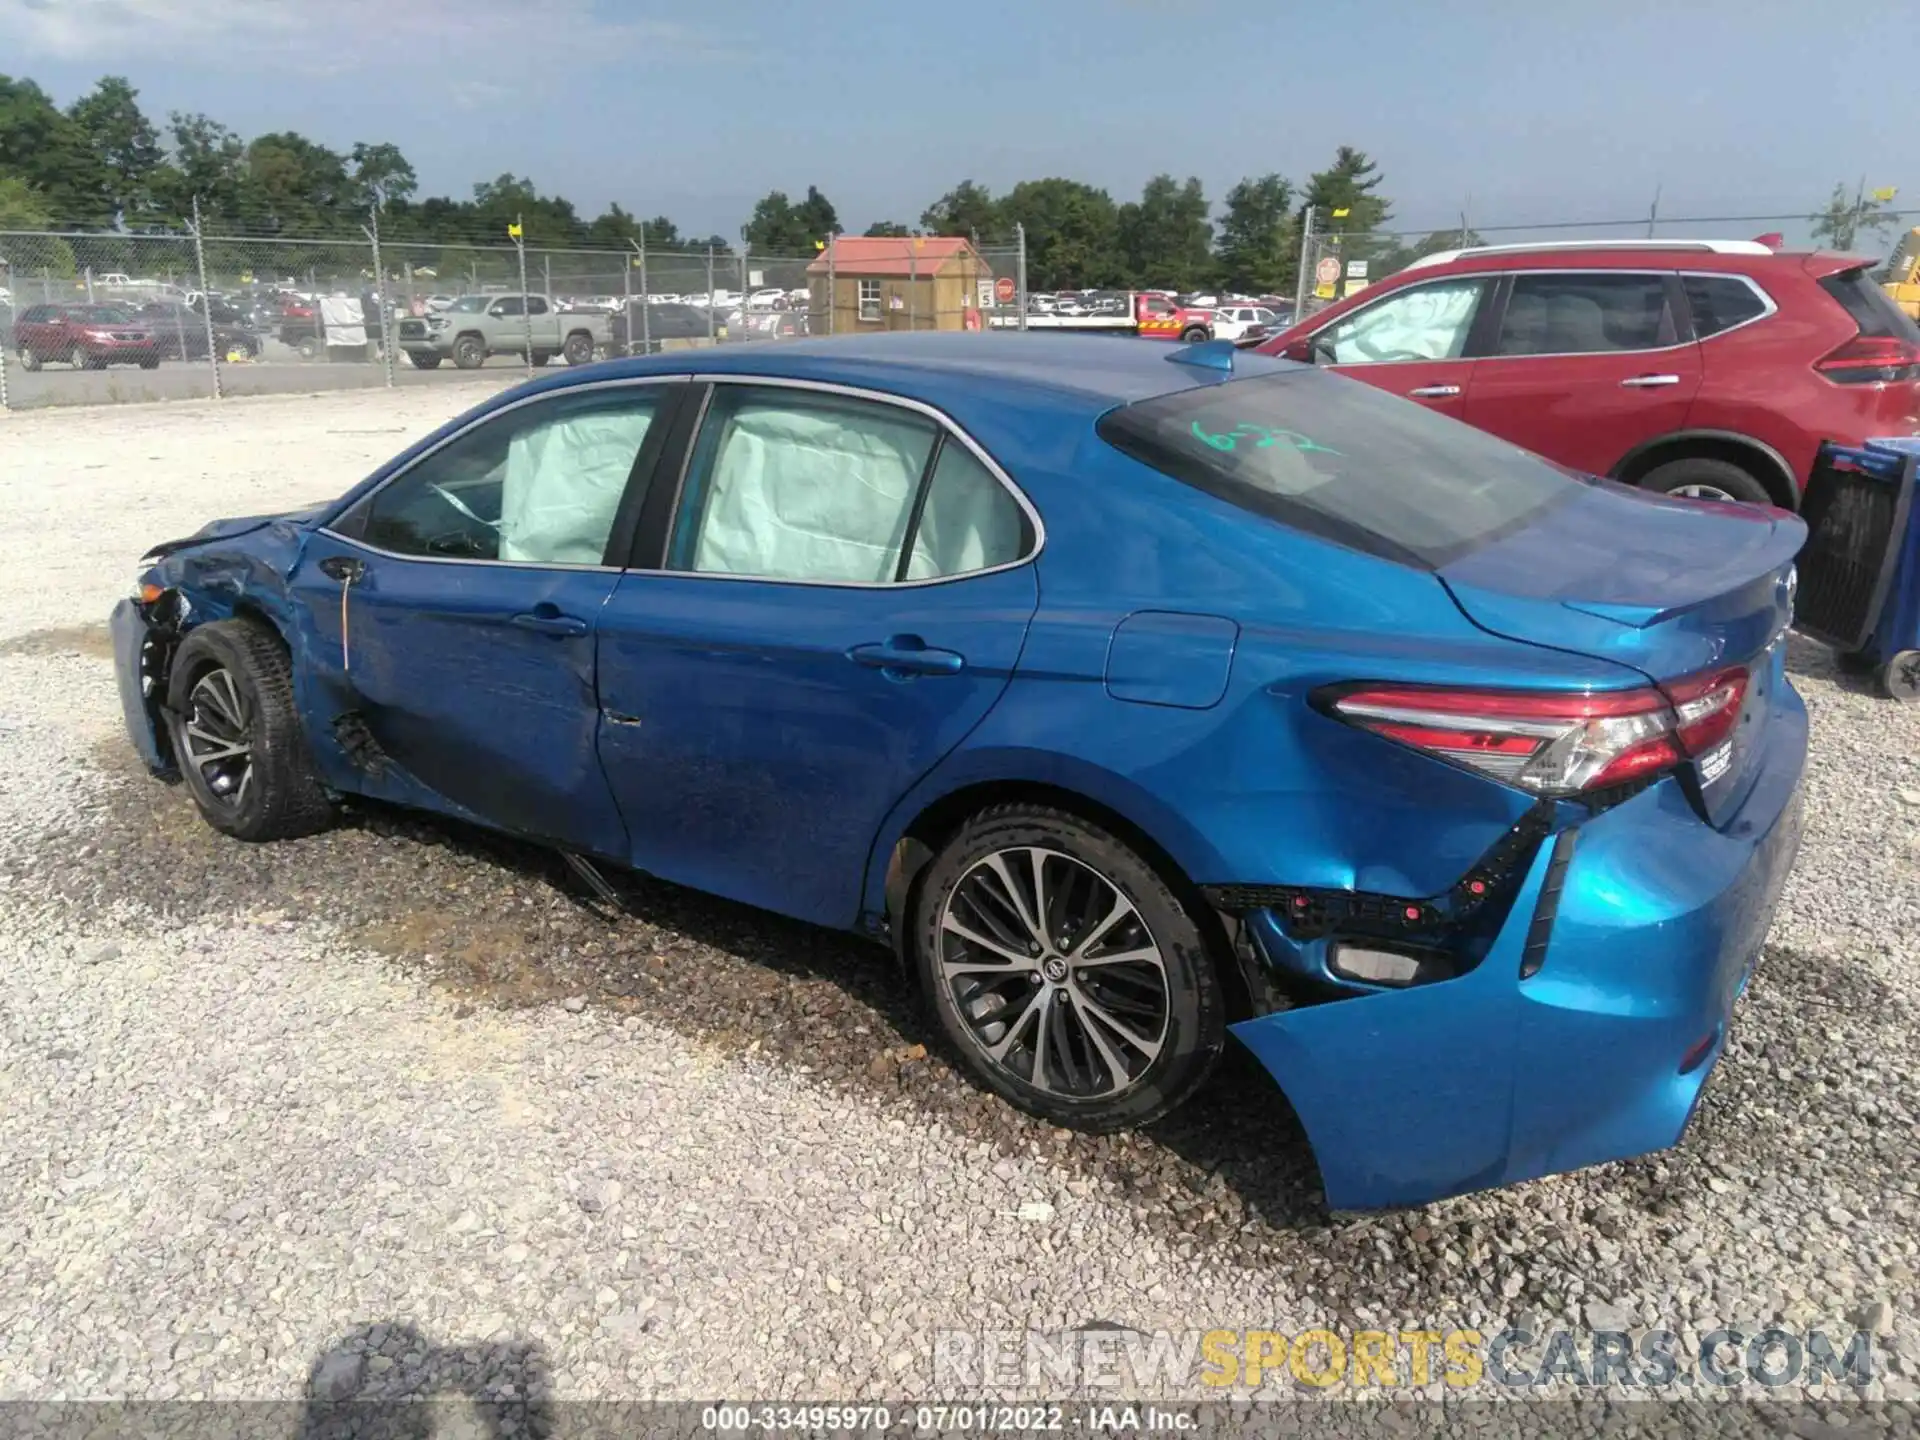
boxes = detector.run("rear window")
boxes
[1096,370,1580,569]
[1682,275,1770,338]
[1819,267,1920,343]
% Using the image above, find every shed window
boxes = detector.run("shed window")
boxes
[858,279,882,321]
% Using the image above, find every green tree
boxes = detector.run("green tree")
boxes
[152,111,247,225]
[793,185,838,251]
[470,172,581,245]
[0,75,114,225]
[1117,174,1212,289]
[1304,145,1392,250]
[243,131,352,235]
[998,178,1121,289]
[743,186,837,254]
[1215,174,1295,294]
[349,141,417,212]
[864,220,912,237]
[1810,180,1899,253]
[67,76,163,225]
[920,180,1000,241]
[0,175,75,276]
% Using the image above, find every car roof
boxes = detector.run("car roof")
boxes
[559,331,1300,412]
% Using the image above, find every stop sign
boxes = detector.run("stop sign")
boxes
[1314,256,1341,286]
[994,275,1016,304]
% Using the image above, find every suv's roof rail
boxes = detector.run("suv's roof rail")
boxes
[1402,238,1775,271]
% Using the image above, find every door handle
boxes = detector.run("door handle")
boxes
[510,609,589,637]
[1620,374,1682,388]
[1407,384,1461,398]
[848,638,965,676]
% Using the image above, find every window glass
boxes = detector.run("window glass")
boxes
[1682,276,1768,338]
[343,387,661,564]
[494,297,524,317]
[1097,368,1577,569]
[670,386,938,583]
[905,442,1029,579]
[1317,279,1484,364]
[1496,273,1672,355]
[1818,267,1920,342]
[526,297,550,316]
[858,280,882,321]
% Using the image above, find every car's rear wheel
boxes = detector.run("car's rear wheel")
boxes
[138,355,160,369]
[164,620,335,843]
[562,331,595,366]
[1179,326,1211,344]
[1880,650,1920,702]
[453,334,486,369]
[530,349,552,367]
[1640,457,1773,506]
[912,805,1224,1131]
[17,345,40,372]
[296,335,322,361]
[408,351,442,370]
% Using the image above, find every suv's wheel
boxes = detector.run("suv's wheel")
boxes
[1639,457,1774,506]
[1179,326,1211,344]
[17,345,41,371]
[295,335,322,361]
[562,331,595,366]
[408,351,443,370]
[452,334,486,369]
[529,349,552,367]
[912,805,1224,1131]
[164,620,335,843]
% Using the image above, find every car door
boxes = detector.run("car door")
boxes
[524,294,562,349]
[1301,276,1495,420]
[596,379,1042,929]
[1463,270,1702,476]
[287,380,680,858]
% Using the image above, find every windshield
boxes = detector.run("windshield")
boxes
[1097,369,1581,569]
[449,296,491,313]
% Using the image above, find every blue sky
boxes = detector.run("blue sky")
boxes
[2,0,1914,244]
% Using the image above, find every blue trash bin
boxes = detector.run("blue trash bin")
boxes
[1794,436,1920,701]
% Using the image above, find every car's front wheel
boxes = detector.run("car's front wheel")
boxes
[913,805,1225,1131]
[1640,456,1773,506]
[17,345,40,371]
[164,620,335,843]
[408,351,443,370]
[452,334,486,369]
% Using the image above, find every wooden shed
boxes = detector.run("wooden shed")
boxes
[807,236,992,333]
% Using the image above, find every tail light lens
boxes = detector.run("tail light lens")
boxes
[1325,667,1749,797]
[1814,335,1920,384]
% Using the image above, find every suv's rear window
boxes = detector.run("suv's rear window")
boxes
[1820,266,1920,343]
[1096,369,1580,569]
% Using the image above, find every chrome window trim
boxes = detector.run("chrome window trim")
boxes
[315,374,689,571]
[636,372,1047,592]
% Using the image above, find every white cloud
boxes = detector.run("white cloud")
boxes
[0,0,728,71]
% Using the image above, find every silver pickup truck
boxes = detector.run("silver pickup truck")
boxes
[397,294,609,370]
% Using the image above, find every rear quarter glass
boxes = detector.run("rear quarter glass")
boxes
[1096,369,1583,569]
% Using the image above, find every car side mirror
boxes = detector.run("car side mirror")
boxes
[1283,338,1314,364]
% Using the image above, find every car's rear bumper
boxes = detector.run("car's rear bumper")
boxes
[110,597,173,776]
[1230,682,1808,1211]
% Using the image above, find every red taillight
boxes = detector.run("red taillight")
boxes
[1326,667,1749,797]
[1814,335,1920,384]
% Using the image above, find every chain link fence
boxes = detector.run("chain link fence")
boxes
[0,222,1037,411]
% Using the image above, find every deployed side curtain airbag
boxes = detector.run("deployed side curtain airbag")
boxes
[906,445,1025,579]
[499,409,656,565]
[691,404,931,582]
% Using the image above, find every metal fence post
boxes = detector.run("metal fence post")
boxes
[1015,223,1028,332]
[513,219,533,377]
[826,232,836,336]
[706,245,716,344]
[739,246,749,339]
[364,206,396,389]
[638,233,651,356]
[0,318,10,412]
[190,198,224,399]
[620,246,632,357]
[1294,206,1316,318]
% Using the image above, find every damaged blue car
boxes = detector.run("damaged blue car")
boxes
[112,333,1806,1209]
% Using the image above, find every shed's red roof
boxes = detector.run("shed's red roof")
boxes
[806,236,979,276]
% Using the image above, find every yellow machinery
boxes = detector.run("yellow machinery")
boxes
[1885,227,1920,323]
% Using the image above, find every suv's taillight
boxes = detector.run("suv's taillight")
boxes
[1814,334,1920,384]
[1324,667,1749,797]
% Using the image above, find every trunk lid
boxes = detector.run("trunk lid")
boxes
[1440,479,1804,825]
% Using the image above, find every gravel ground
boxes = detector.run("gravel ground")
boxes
[0,390,1915,1414]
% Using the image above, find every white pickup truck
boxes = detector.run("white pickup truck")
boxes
[396,294,609,370]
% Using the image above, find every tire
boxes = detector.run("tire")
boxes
[296,335,321,362]
[529,350,552,368]
[562,331,595,366]
[1639,457,1774,506]
[138,356,160,370]
[1179,326,1211,344]
[17,346,40,372]
[70,345,91,370]
[1879,650,1920,702]
[453,334,486,370]
[163,620,335,843]
[912,804,1225,1131]
[408,351,443,370]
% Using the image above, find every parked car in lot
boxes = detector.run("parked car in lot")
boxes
[14,303,160,369]
[113,333,1806,1210]
[395,293,607,369]
[1210,304,1284,342]
[1256,238,1920,506]
[609,301,714,353]
[137,302,262,360]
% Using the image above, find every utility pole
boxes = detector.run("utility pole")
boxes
[1646,183,1662,239]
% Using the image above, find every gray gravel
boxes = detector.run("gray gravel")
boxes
[0,391,1915,1410]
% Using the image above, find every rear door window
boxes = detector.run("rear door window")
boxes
[1681,275,1770,338]
[1097,368,1579,568]
[1494,273,1676,355]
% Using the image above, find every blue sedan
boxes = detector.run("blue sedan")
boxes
[111,333,1807,1210]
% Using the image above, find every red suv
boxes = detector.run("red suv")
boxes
[1255,239,1920,506]
[14,303,161,371]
